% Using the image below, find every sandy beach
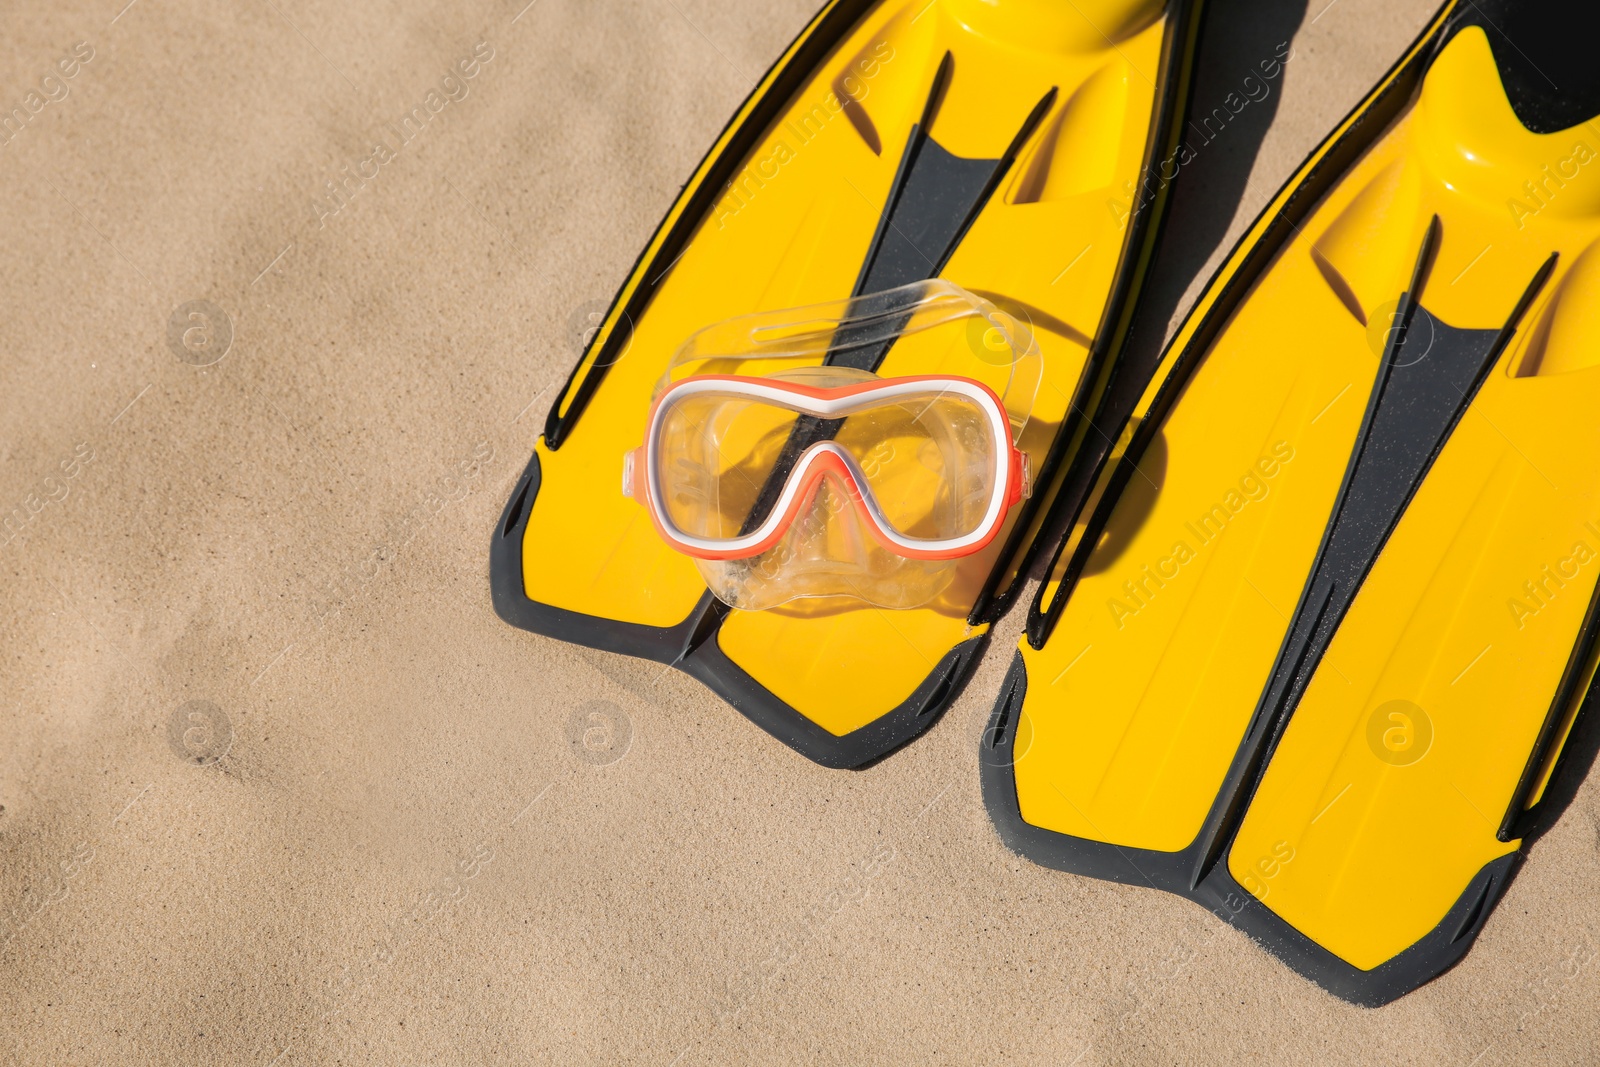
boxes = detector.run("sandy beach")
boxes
[3,0,1597,1062]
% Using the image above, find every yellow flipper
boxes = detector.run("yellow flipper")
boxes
[494,0,1204,765]
[983,0,1600,1003]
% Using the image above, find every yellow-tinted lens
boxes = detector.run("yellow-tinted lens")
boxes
[656,393,798,539]
[834,392,999,541]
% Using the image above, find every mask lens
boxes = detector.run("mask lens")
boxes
[835,390,1000,542]
[655,392,800,539]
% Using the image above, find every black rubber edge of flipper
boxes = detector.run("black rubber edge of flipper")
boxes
[685,631,989,769]
[1211,852,1521,1008]
[1514,652,1600,843]
[1501,532,1600,840]
[978,652,1187,888]
[979,651,1523,1007]
[490,451,711,663]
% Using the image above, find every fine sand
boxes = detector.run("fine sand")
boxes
[3,0,1597,1063]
